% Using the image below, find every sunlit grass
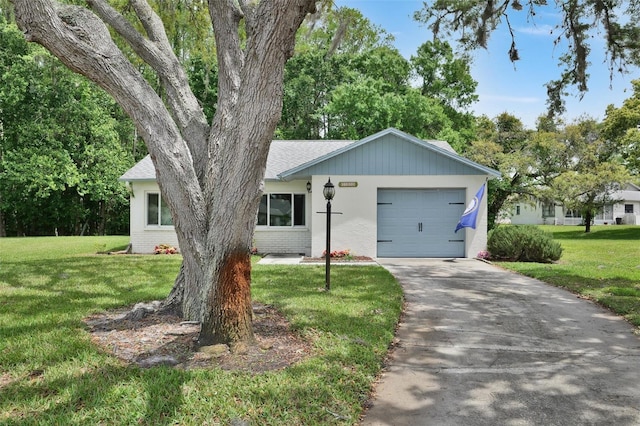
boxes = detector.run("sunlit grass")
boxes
[0,236,401,425]
[497,225,640,326]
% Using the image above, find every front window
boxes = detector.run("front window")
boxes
[625,204,634,214]
[542,202,555,218]
[565,209,581,218]
[596,205,613,221]
[257,193,306,227]
[147,192,173,226]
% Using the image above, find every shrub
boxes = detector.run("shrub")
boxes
[322,249,353,259]
[487,225,562,263]
[154,243,178,254]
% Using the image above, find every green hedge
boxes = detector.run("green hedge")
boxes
[487,225,563,263]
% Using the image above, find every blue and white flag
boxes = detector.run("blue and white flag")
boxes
[455,183,485,233]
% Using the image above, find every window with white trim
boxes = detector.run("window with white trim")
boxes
[147,192,173,226]
[565,209,581,218]
[625,204,634,214]
[257,193,306,227]
[595,205,613,221]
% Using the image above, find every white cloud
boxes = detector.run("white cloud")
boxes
[516,24,555,36]
[480,94,541,104]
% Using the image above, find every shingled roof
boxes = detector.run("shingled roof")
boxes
[119,131,458,182]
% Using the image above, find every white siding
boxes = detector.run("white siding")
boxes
[253,229,310,255]
[510,200,640,226]
[510,203,563,225]
[128,181,180,253]
[254,181,311,255]
[128,180,312,255]
[309,175,489,259]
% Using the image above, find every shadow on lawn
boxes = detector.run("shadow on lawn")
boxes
[550,226,640,240]
[1,259,398,424]
[508,265,640,326]
[252,264,402,363]
[0,364,188,425]
[0,255,179,365]
[0,255,188,425]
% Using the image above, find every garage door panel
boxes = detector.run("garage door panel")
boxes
[377,189,465,257]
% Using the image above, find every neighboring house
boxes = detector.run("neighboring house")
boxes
[509,183,640,226]
[119,128,500,258]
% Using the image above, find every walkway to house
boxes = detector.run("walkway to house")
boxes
[361,258,640,426]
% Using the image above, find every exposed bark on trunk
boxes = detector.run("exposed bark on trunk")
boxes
[0,192,6,237]
[161,263,185,317]
[584,210,593,233]
[199,251,254,347]
[98,200,106,236]
[0,213,5,237]
[11,0,316,347]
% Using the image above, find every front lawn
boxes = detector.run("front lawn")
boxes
[0,236,402,425]
[497,225,640,326]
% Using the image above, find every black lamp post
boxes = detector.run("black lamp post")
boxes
[323,178,335,291]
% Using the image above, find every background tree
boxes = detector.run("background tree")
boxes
[10,0,317,348]
[550,118,631,232]
[465,113,537,228]
[296,5,393,56]
[602,79,640,176]
[278,7,395,139]
[279,6,478,147]
[0,18,131,237]
[411,39,478,143]
[416,0,640,117]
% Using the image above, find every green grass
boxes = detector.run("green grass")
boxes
[0,236,402,425]
[497,225,640,326]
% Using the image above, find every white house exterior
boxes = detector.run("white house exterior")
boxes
[119,128,500,258]
[509,183,640,226]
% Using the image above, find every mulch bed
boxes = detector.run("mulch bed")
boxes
[83,302,312,372]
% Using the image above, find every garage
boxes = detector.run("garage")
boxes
[377,188,466,257]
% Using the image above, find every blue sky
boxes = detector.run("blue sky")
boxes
[333,0,638,129]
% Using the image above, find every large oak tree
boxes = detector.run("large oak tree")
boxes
[416,0,640,117]
[10,0,316,348]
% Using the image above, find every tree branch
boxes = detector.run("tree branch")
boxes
[11,0,207,259]
[87,0,209,180]
[208,0,244,124]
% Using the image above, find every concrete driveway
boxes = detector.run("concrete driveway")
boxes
[361,258,640,426]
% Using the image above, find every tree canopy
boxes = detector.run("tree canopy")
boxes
[416,0,640,117]
[278,8,479,149]
[0,17,133,236]
[549,118,631,231]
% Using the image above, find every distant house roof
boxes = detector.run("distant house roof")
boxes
[613,183,640,202]
[119,155,157,182]
[119,128,494,182]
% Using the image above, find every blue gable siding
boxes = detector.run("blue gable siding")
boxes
[292,133,480,177]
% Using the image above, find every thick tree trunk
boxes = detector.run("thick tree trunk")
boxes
[161,263,185,317]
[11,0,316,348]
[584,210,593,233]
[200,250,254,347]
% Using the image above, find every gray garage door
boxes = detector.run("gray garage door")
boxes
[377,189,466,257]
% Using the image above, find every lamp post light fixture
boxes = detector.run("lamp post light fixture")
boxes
[323,178,335,291]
